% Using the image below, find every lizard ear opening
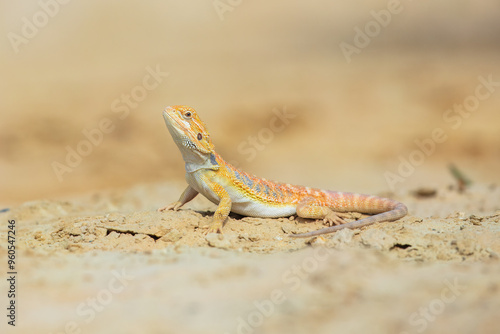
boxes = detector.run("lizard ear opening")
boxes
[197,133,203,140]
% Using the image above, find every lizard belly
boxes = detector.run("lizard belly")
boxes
[186,171,296,218]
[226,187,297,218]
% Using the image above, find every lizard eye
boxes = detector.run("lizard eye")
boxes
[184,111,192,118]
[197,133,202,140]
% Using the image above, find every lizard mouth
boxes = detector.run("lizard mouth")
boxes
[162,106,213,155]
[163,107,183,135]
[163,107,199,151]
[162,107,175,123]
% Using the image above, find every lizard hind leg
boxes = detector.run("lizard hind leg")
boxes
[296,197,348,227]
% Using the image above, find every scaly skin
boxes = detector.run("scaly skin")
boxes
[159,105,408,238]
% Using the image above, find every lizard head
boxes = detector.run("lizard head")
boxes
[163,105,215,163]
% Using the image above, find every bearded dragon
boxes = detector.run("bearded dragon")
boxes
[159,105,408,238]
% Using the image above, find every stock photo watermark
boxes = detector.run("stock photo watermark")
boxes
[213,0,243,21]
[235,106,296,164]
[48,268,135,334]
[6,220,17,327]
[340,0,412,63]
[7,0,73,54]
[401,278,465,334]
[384,74,499,190]
[51,65,169,182]
[225,246,338,334]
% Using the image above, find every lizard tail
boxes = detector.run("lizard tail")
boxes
[290,194,408,238]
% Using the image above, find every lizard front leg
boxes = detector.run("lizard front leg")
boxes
[202,177,232,234]
[296,197,349,226]
[158,186,199,212]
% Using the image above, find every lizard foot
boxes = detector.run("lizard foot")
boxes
[202,221,224,235]
[158,201,182,212]
[323,211,348,227]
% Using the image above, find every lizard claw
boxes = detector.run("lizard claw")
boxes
[203,221,224,235]
[158,201,182,212]
[323,211,348,227]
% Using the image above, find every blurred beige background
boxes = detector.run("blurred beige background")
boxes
[1,0,500,205]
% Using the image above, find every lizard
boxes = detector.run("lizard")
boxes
[159,105,408,238]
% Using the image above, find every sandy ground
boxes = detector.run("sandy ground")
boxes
[1,1,500,333]
[1,183,500,333]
